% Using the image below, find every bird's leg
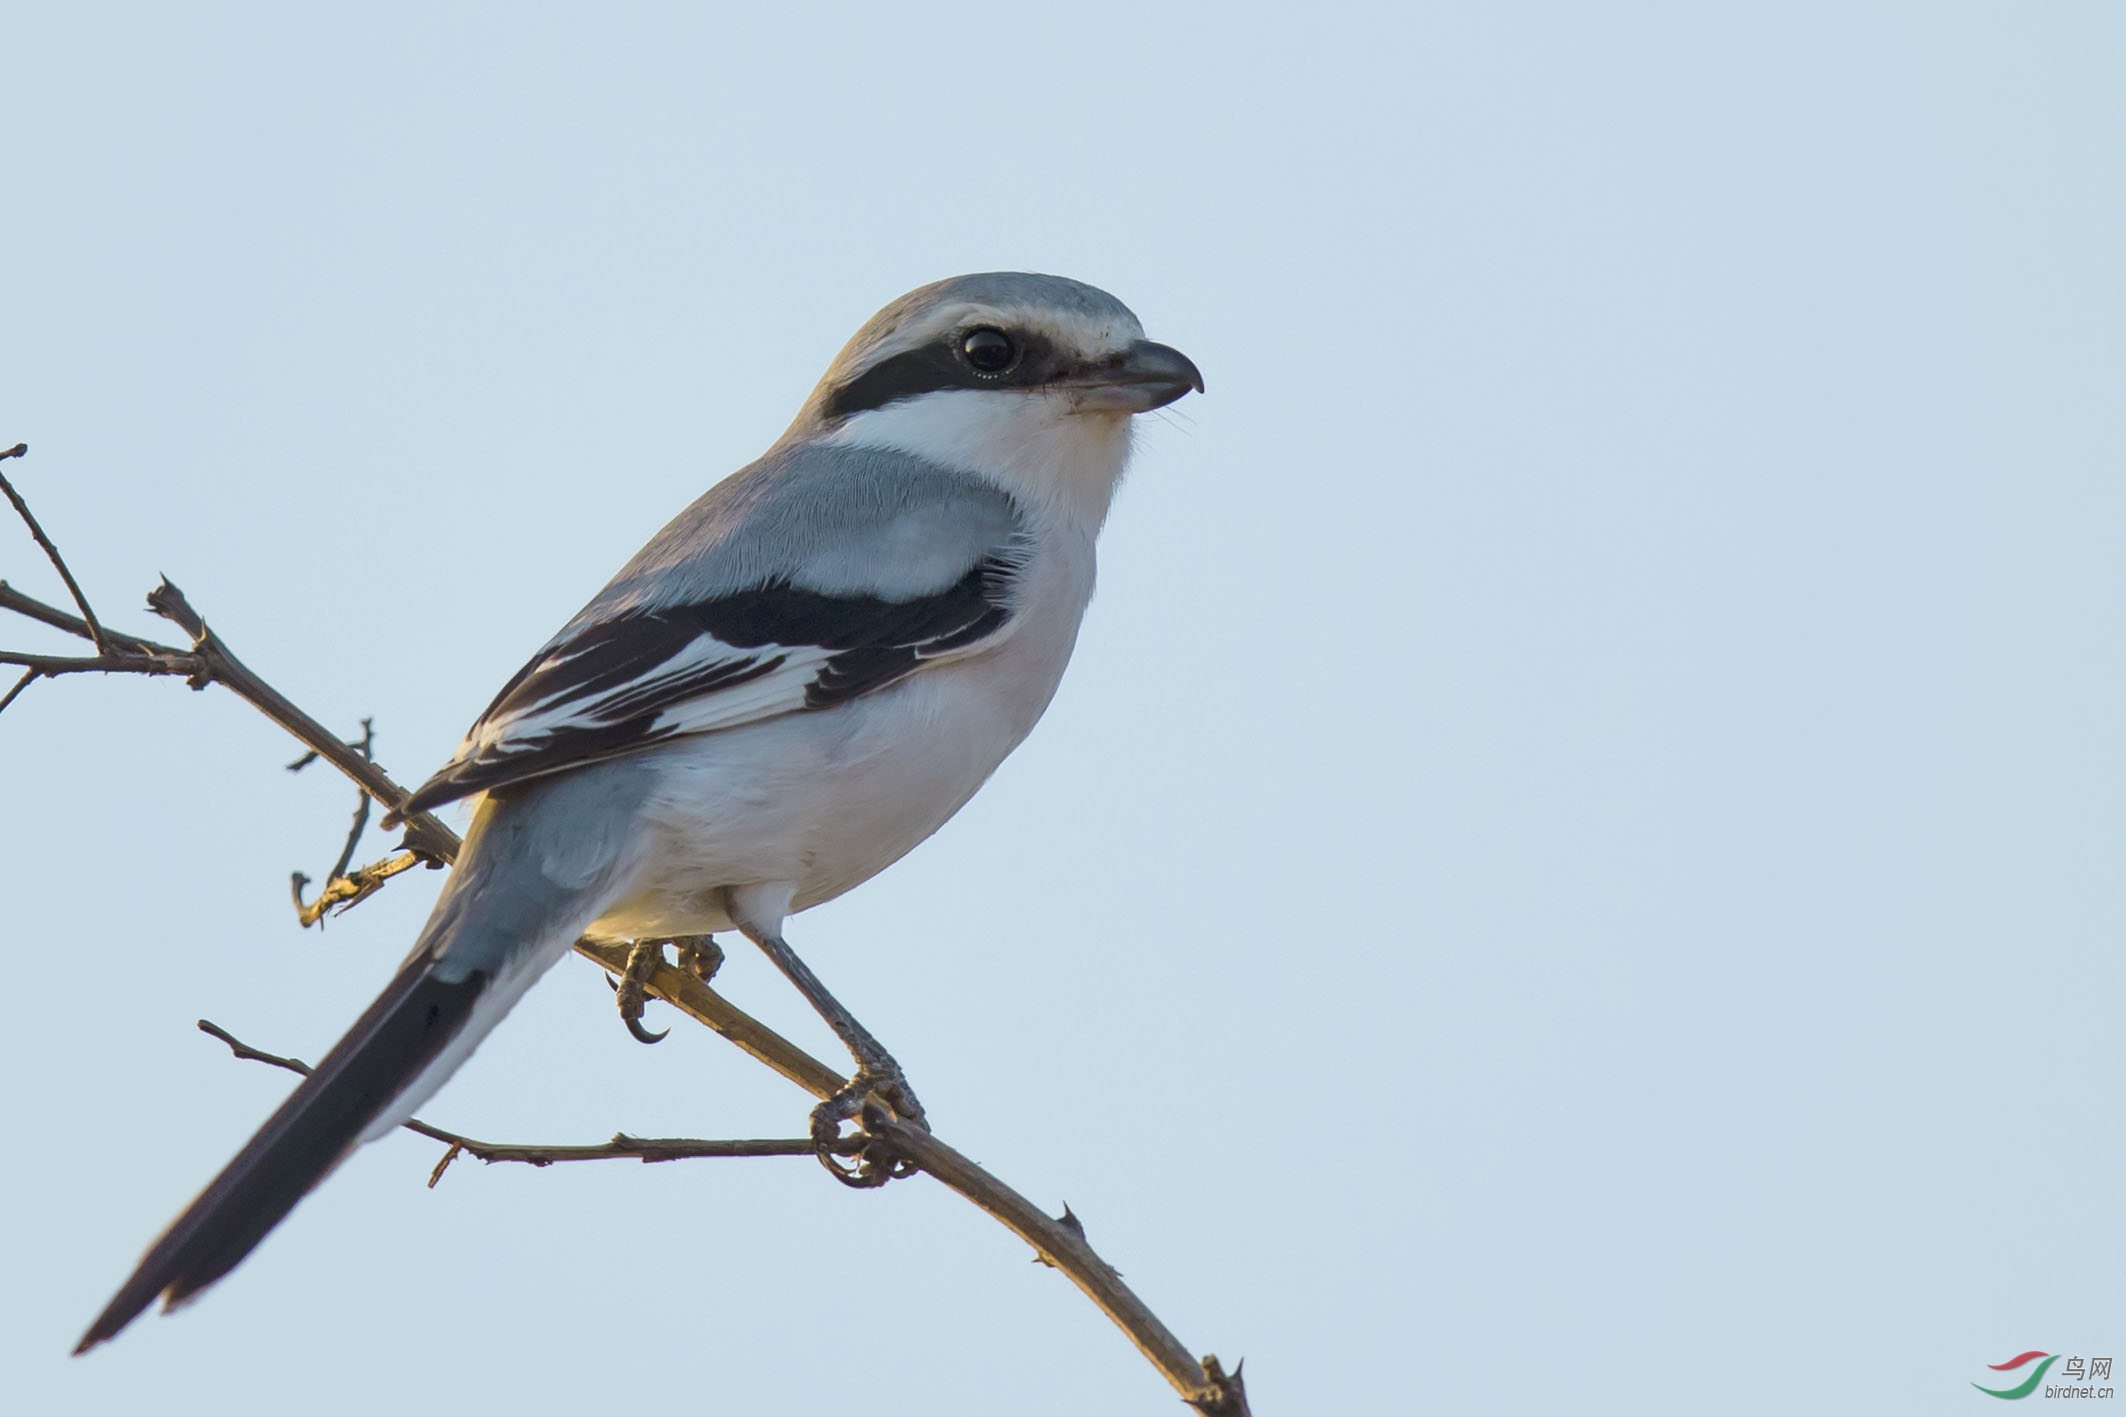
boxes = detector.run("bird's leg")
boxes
[726,912,926,1184]
[746,925,927,1126]
[610,939,670,1044]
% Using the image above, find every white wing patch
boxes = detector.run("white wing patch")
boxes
[459,637,832,763]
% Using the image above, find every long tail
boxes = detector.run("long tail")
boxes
[74,782,629,1354]
[74,953,495,1352]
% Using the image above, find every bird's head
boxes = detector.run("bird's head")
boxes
[792,272,1202,527]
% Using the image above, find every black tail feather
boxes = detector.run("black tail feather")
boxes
[75,960,488,1353]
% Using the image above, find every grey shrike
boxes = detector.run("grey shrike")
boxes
[78,272,1202,1351]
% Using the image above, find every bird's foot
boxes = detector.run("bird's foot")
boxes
[809,1061,927,1188]
[607,935,722,1042]
[673,935,724,983]
[608,939,670,1044]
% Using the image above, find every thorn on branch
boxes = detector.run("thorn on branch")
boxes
[1186,1356,1248,1417]
[1033,1203,1088,1268]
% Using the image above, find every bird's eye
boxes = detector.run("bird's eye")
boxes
[961,327,1018,375]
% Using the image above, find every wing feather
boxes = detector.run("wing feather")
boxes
[401,554,1017,814]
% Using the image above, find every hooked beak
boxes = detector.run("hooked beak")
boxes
[1060,339,1206,413]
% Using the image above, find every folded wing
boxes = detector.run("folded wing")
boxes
[403,452,1027,815]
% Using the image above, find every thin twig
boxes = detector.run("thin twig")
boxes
[0,580,209,707]
[195,1020,817,1187]
[0,580,169,653]
[138,578,459,864]
[0,647,203,677]
[0,667,36,717]
[0,446,109,651]
[291,718,379,926]
[324,718,376,881]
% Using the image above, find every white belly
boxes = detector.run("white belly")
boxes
[585,531,1093,941]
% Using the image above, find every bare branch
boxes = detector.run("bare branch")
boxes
[195,1020,817,1187]
[291,718,381,926]
[0,579,175,654]
[0,577,446,900]
[0,446,110,652]
[0,571,201,714]
[0,647,204,677]
[2,582,106,642]
[137,577,460,864]
[0,667,36,717]
[324,717,376,881]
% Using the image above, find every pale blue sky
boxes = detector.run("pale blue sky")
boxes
[3,4,2121,1413]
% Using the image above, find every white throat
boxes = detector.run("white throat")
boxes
[822,389,1134,533]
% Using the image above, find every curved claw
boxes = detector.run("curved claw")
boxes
[817,1146,877,1188]
[809,1081,920,1187]
[815,1131,909,1189]
[610,940,670,1044]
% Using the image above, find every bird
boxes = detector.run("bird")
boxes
[76,271,1202,1352]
